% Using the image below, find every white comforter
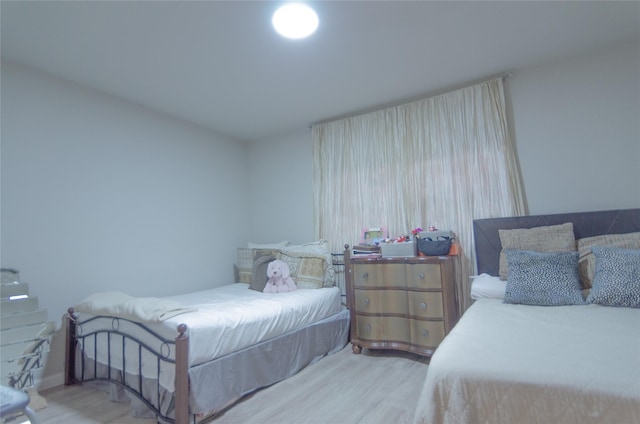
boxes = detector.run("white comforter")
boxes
[414,299,640,424]
[76,283,344,391]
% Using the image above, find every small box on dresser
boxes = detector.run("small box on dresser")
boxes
[344,246,459,357]
[380,241,417,258]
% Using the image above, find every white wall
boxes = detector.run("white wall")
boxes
[247,130,315,244]
[248,39,640,245]
[1,61,252,310]
[1,61,251,386]
[509,40,640,214]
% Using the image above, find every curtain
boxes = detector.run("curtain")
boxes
[312,78,525,313]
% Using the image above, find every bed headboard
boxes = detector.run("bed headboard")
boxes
[473,208,640,276]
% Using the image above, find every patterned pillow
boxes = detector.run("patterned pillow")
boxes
[503,249,584,306]
[577,232,640,289]
[586,247,640,308]
[498,223,576,280]
[276,251,327,289]
[236,248,279,284]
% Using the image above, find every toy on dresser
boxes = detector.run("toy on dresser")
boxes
[263,259,298,293]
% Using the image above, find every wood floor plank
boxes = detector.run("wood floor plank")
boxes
[27,346,428,424]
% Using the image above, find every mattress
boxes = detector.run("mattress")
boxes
[76,283,344,391]
[414,299,640,423]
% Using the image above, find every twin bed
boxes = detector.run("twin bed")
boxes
[414,208,640,423]
[64,246,349,424]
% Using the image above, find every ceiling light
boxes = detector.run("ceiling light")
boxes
[272,3,319,39]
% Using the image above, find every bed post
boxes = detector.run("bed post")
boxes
[64,307,77,386]
[175,323,189,424]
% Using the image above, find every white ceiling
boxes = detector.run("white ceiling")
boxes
[2,1,639,142]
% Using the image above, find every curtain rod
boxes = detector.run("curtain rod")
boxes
[308,71,513,130]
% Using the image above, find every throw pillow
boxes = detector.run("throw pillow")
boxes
[250,254,276,292]
[498,222,576,280]
[586,246,640,308]
[276,251,326,289]
[577,232,640,289]
[503,249,584,306]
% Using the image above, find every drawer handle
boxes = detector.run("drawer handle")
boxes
[365,324,371,333]
[422,329,430,338]
[419,272,425,279]
[420,302,427,310]
[362,272,369,279]
[364,298,370,305]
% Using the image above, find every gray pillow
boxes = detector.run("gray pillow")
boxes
[250,254,276,292]
[586,247,640,308]
[499,222,576,280]
[503,249,584,306]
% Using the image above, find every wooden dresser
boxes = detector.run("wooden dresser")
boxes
[344,246,459,357]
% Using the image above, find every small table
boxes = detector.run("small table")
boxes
[0,386,40,424]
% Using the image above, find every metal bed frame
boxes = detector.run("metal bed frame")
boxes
[65,308,190,424]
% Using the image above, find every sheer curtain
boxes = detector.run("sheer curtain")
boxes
[312,77,525,313]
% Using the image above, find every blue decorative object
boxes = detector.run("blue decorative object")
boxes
[504,250,584,306]
[587,247,640,308]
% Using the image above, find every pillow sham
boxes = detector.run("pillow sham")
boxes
[276,251,327,289]
[498,222,575,280]
[503,249,584,306]
[586,246,640,308]
[577,232,640,289]
[280,239,330,256]
[470,273,506,300]
[236,248,254,283]
[236,248,280,284]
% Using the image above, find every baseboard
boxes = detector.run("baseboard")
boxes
[37,371,64,391]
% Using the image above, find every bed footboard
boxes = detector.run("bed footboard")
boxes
[64,308,190,424]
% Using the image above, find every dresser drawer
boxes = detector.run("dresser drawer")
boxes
[355,289,407,314]
[410,320,446,348]
[352,263,406,287]
[406,263,442,289]
[355,315,411,343]
[407,291,444,319]
[356,316,445,347]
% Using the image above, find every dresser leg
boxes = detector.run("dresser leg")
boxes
[351,343,362,354]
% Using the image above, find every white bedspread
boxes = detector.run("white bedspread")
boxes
[414,299,640,424]
[76,283,344,391]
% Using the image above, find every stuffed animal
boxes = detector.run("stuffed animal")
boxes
[263,259,297,293]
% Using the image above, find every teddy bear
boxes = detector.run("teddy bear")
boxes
[263,259,298,293]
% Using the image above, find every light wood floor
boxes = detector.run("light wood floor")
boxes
[17,346,429,424]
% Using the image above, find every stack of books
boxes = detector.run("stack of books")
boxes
[351,244,382,258]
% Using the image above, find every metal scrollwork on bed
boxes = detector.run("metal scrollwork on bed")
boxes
[65,307,190,424]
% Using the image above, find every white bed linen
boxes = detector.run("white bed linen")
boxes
[77,283,343,391]
[469,273,506,300]
[414,299,640,424]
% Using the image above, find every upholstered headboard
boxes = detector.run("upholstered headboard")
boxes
[473,208,640,276]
